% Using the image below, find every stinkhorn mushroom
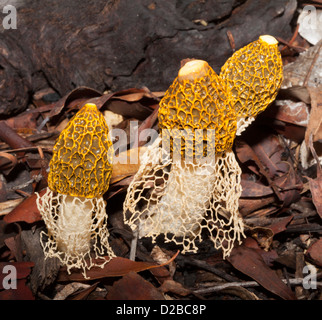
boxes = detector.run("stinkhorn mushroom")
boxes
[123,35,283,257]
[220,35,283,135]
[36,103,115,276]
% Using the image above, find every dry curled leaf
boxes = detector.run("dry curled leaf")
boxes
[227,244,296,300]
[57,251,179,282]
[151,245,176,278]
[3,189,45,224]
[159,279,191,297]
[106,271,165,300]
[307,238,322,267]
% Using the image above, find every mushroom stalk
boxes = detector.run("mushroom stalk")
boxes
[124,136,244,256]
[37,189,112,271]
[55,195,93,255]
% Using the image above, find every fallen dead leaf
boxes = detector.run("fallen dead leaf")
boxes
[159,279,191,297]
[305,87,322,144]
[0,279,34,300]
[57,251,179,282]
[307,134,322,219]
[3,189,45,224]
[106,271,165,300]
[267,215,294,235]
[306,238,322,267]
[248,225,274,251]
[48,86,102,118]
[227,244,296,300]
[151,245,176,278]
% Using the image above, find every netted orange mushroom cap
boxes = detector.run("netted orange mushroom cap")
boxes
[158,59,237,156]
[220,35,283,120]
[48,103,113,198]
[37,103,115,277]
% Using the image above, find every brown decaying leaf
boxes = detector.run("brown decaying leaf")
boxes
[150,245,176,278]
[149,265,172,285]
[239,196,276,216]
[3,189,45,224]
[67,282,99,300]
[5,112,38,133]
[241,180,273,198]
[159,279,191,297]
[266,100,309,128]
[248,226,274,251]
[48,86,160,125]
[48,86,102,118]
[307,238,322,267]
[267,215,294,235]
[307,133,322,219]
[0,152,18,175]
[57,251,179,282]
[227,244,296,300]
[242,238,278,267]
[237,130,302,206]
[305,86,322,144]
[282,40,322,103]
[106,271,165,300]
[0,279,34,300]
[308,175,322,219]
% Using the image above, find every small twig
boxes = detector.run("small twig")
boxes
[129,228,139,261]
[290,202,318,218]
[0,121,34,149]
[7,174,43,192]
[301,3,322,9]
[0,146,52,154]
[276,37,306,53]
[226,30,235,52]
[193,278,322,295]
[177,256,239,283]
[280,24,300,52]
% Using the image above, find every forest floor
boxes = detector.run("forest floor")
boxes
[0,0,321,304]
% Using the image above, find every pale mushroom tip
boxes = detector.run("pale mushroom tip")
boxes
[178,59,209,82]
[259,34,278,45]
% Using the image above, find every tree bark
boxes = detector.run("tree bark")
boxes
[0,0,296,116]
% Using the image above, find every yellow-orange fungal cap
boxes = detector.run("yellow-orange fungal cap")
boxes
[48,103,113,198]
[220,35,283,119]
[158,60,237,155]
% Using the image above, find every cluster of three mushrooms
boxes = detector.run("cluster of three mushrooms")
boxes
[37,35,283,276]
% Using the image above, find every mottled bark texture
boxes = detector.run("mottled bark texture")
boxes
[0,0,296,116]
